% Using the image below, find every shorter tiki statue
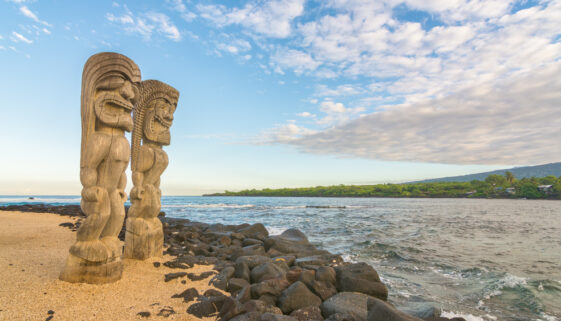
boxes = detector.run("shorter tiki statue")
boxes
[60,52,140,283]
[124,80,179,260]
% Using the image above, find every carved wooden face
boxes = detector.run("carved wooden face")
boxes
[94,74,137,132]
[143,97,176,145]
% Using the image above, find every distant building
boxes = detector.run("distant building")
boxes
[505,187,516,194]
[538,185,553,194]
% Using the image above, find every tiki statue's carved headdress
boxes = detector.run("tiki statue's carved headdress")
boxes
[131,80,179,172]
[80,52,141,168]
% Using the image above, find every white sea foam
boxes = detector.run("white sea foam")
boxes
[538,312,559,321]
[441,311,490,321]
[266,226,286,236]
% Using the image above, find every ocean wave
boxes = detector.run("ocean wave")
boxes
[441,310,493,321]
[163,203,255,209]
[266,226,287,236]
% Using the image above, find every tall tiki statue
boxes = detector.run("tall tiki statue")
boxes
[124,80,179,260]
[60,52,141,283]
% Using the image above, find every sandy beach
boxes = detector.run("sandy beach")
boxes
[0,211,220,321]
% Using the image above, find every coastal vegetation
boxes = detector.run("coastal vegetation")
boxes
[206,173,561,199]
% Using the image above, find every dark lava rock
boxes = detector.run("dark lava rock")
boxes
[230,312,262,321]
[234,244,266,259]
[59,222,75,229]
[325,313,361,321]
[243,238,264,246]
[204,289,225,297]
[219,297,245,320]
[278,281,322,314]
[137,311,151,317]
[366,297,424,321]
[398,302,440,320]
[157,306,176,317]
[265,229,320,255]
[164,272,187,282]
[243,299,283,314]
[261,313,299,321]
[211,266,235,290]
[294,254,343,267]
[236,255,272,269]
[251,278,290,298]
[153,262,161,268]
[309,279,337,301]
[298,269,316,288]
[286,267,304,283]
[236,285,252,303]
[273,255,296,266]
[290,305,324,321]
[47,310,54,315]
[228,278,251,294]
[171,288,199,302]
[235,261,251,281]
[251,261,289,283]
[258,294,278,306]
[335,263,388,301]
[45,316,53,321]
[239,223,269,240]
[187,296,225,318]
[188,271,216,281]
[316,266,336,284]
[321,292,371,321]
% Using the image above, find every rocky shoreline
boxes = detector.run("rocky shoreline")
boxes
[1,204,464,321]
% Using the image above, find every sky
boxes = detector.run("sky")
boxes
[0,0,560,195]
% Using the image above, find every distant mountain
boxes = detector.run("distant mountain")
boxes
[412,162,561,183]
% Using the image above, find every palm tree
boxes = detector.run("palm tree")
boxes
[505,171,515,185]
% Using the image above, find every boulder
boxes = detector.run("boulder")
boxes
[243,299,283,315]
[239,223,269,240]
[309,279,337,301]
[234,261,251,282]
[251,278,290,298]
[366,297,424,321]
[219,297,245,320]
[236,255,272,269]
[264,229,320,255]
[261,313,299,321]
[251,261,289,283]
[230,312,262,321]
[290,305,324,321]
[335,263,388,301]
[211,266,235,290]
[321,292,370,321]
[278,281,322,314]
[325,313,361,321]
[171,288,199,302]
[243,238,264,246]
[316,266,336,284]
[228,278,251,294]
[294,254,343,267]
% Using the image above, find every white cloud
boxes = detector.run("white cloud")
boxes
[280,63,561,165]
[19,6,51,26]
[215,37,252,55]
[10,31,32,44]
[106,7,181,41]
[297,112,315,118]
[197,0,305,38]
[256,123,317,144]
[270,48,321,75]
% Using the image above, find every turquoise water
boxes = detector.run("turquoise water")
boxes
[1,196,560,321]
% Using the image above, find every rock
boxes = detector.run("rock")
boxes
[261,313,299,321]
[137,311,151,318]
[228,278,251,294]
[398,302,440,320]
[157,307,175,317]
[230,312,262,321]
[321,292,371,321]
[243,299,283,314]
[47,310,54,315]
[278,281,322,314]
[164,272,187,282]
[234,261,251,282]
[316,266,336,284]
[171,288,199,302]
[187,297,223,318]
[211,266,235,290]
[298,269,316,288]
[290,306,324,321]
[251,278,290,298]
[236,285,252,303]
[325,313,361,321]
[286,267,304,283]
[153,262,161,268]
[188,271,215,281]
[204,289,225,297]
[219,297,245,320]
[243,238,264,246]
[273,255,296,266]
[258,294,278,306]
[366,297,424,321]
[251,261,289,283]
[239,223,269,240]
[236,255,272,269]
[219,235,232,246]
[309,279,337,301]
[335,263,388,301]
[294,254,343,267]
[265,229,320,255]
[239,244,267,258]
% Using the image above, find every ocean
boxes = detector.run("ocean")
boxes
[1,195,560,321]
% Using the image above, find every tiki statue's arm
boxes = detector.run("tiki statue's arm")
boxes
[80,134,109,201]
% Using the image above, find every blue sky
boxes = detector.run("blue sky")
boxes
[1,0,560,195]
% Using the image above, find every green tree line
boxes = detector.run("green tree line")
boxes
[205,172,561,199]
